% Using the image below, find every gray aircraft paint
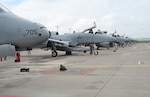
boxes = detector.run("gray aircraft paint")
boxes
[51,32,115,47]
[0,4,49,57]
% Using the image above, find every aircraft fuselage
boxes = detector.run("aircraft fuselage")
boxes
[0,12,49,49]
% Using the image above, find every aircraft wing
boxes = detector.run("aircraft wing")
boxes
[54,45,90,52]
[0,44,16,57]
[69,46,90,51]
[49,38,69,47]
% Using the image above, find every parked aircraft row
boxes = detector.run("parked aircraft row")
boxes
[96,30,135,49]
[48,23,117,56]
[0,4,135,58]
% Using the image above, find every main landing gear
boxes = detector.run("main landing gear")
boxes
[66,51,72,55]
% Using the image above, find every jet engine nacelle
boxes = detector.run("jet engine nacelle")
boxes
[96,42,110,48]
[0,44,16,57]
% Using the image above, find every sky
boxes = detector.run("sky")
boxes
[1,0,150,38]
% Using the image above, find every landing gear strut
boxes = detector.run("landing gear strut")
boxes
[47,40,58,57]
[113,43,118,52]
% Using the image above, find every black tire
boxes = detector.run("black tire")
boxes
[52,51,57,57]
[83,51,87,53]
[66,51,72,55]
[94,51,99,55]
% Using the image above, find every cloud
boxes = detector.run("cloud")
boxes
[72,18,96,32]
[100,13,117,27]
[8,0,102,33]
[1,0,150,38]
[0,0,15,2]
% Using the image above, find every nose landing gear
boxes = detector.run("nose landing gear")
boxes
[52,50,58,57]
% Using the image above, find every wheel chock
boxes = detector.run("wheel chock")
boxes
[60,64,67,71]
[20,68,30,72]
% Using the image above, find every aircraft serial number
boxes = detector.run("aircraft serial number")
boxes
[26,29,38,35]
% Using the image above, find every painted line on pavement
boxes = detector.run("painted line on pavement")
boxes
[83,68,97,75]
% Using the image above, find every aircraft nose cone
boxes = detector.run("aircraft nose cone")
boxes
[38,27,49,42]
[39,28,49,38]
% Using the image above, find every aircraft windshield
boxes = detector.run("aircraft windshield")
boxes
[0,4,11,13]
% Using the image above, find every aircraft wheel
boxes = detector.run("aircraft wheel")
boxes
[94,51,99,55]
[83,51,87,53]
[66,51,72,55]
[52,51,57,57]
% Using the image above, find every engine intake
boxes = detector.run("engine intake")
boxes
[0,44,16,57]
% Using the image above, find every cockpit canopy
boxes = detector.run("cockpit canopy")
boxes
[0,4,11,13]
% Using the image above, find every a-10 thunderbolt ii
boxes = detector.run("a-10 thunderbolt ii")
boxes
[47,22,116,57]
[0,3,117,58]
[0,4,70,58]
[111,31,133,47]
[92,30,117,51]
[0,4,50,57]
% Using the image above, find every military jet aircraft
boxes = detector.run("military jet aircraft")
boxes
[47,22,117,57]
[111,33,128,47]
[93,30,117,51]
[0,4,49,57]
[110,30,135,48]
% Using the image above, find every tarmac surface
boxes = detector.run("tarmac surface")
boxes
[0,43,150,97]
